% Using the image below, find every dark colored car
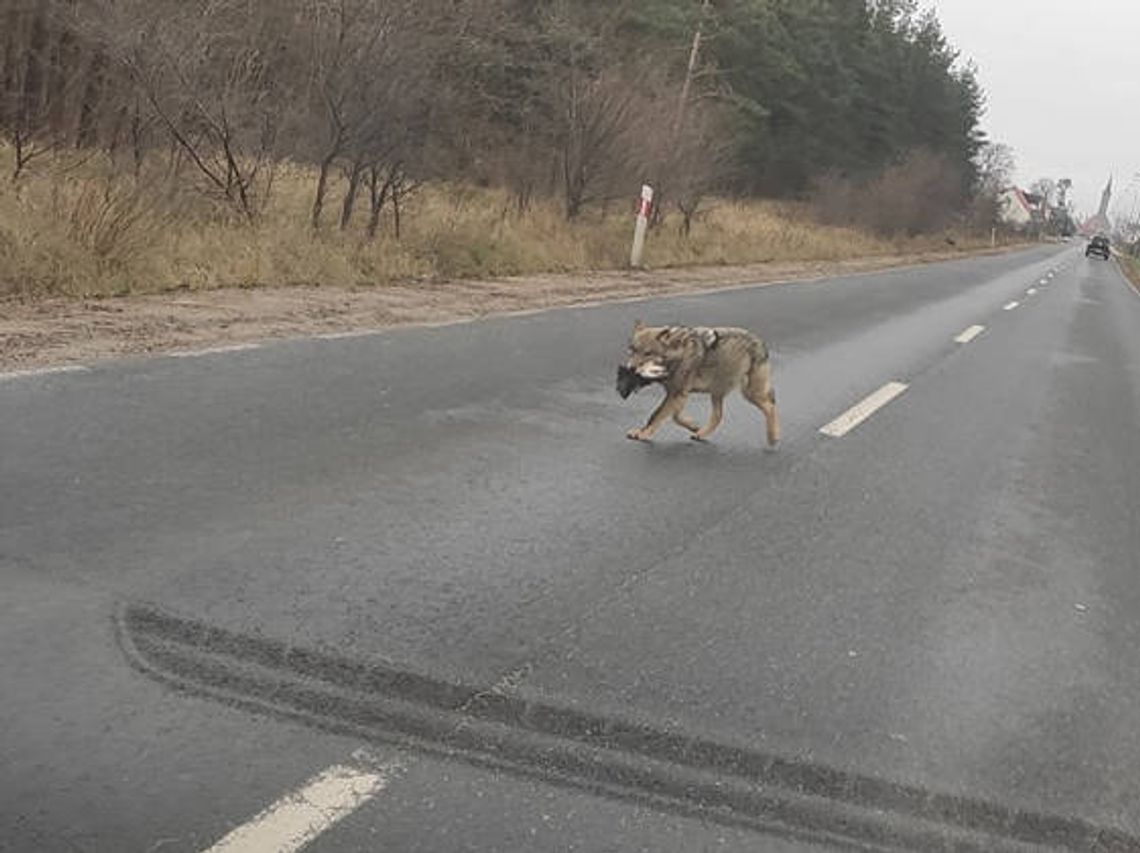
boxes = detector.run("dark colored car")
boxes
[1086,235,1111,259]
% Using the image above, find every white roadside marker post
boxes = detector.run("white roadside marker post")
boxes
[630,184,654,268]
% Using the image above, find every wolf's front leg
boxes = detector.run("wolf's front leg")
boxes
[691,393,725,441]
[627,392,688,441]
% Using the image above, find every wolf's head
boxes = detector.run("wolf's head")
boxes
[616,321,685,398]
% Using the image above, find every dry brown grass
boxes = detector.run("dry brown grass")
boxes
[0,146,1011,299]
[1118,254,1140,292]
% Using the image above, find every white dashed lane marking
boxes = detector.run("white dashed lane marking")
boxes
[202,762,402,853]
[1003,301,1020,311]
[820,382,909,438]
[954,325,986,344]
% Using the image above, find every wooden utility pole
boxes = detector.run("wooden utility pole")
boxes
[674,0,711,135]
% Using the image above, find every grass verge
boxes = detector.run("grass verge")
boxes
[1,146,1017,299]
[1117,254,1140,292]
[2,247,1034,372]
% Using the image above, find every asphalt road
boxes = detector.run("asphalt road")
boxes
[5,244,1140,852]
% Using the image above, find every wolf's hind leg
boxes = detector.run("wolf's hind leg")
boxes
[744,361,779,447]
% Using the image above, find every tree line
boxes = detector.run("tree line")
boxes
[0,0,993,236]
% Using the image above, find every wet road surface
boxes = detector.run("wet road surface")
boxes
[5,245,1140,851]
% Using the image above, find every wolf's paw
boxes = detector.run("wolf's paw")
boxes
[690,433,708,442]
[626,428,651,441]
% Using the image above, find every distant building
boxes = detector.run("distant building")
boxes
[1080,177,1113,236]
[997,187,1036,228]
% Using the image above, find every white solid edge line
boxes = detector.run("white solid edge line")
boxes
[314,330,380,340]
[0,364,89,382]
[168,343,262,358]
[1003,301,1020,311]
[203,763,398,853]
[954,324,985,344]
[820,382,909,438]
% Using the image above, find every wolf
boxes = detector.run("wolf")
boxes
[617,321,779,446]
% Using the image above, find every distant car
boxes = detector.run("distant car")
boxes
[1086,235,1111,259]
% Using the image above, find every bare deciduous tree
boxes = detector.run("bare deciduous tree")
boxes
[106,0,294,220]
[0,0,74,179]
[557,70,638,220]
[303,0,421,232]
[812,150,965,237]
[974,141,1015,196]
[1029,177,1057,209]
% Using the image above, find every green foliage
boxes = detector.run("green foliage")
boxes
[696,0,985,196]
[485,0,987,200]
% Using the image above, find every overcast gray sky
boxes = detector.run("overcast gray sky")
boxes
[930,0,1138,221]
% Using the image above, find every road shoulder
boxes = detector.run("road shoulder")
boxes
[1,246,1028,371]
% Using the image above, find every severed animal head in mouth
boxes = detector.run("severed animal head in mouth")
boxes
[616,360,667,399]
